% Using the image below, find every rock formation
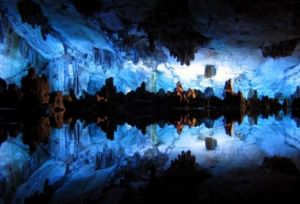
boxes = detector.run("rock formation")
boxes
[204,65,217,78]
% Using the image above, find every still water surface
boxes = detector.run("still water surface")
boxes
[1,114,300,203]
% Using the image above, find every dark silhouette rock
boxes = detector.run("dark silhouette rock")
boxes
[98,77,117,102]
[18,0,51,39]
[262,38,299,58]
[293,86,300,99]
[140,0,209,65]
[205,137,217,150]
[21,68,51,110]
[36,76,50,105]
[0,78,7,94]
[122,151,210,203]
[24,179,54,204]
[0,129,7,144]
[263,156,299,175]
[204,65,217,78]
[72,0,102,16]
[7,84,23,106]
[49,92,65,112]
[223,79,233,97]
[204,87,215,98]
[22,117,51,152]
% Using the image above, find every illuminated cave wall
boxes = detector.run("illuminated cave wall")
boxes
[0,10,45,85]
[0,0,300,98]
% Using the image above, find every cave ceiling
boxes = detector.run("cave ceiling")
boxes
[1,0,300,65]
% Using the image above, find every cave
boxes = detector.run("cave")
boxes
[1,0,300,203]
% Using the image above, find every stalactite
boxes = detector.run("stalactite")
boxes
[47,59,65,92]
[0,10,9,44]
[93,48,118,69]
[71,59,80,97]
[93,47,100,65]
[0,12,5,44]
[46,56,86,97]
[19,39,40,66]
[132,48,139,64]
[0,11,19,55]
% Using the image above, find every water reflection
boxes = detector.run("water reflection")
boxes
[0,112,300,203]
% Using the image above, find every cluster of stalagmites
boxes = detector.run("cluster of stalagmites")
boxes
[0,68,64,113]
[0,67,299,149]
[0,68,66,150]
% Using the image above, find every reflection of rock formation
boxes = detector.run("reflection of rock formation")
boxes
[23,117,51,151]
[0,76,295,142]
[98,116,116,140]
[176,119,184,135]
[262,156,299,175]
[121,151,210,203]
[223,79,246,132]
[51,111,64,128]
[205,137,217,150]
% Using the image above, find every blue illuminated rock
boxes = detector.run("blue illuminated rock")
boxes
[0,0,300,100]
